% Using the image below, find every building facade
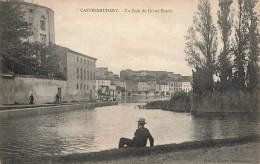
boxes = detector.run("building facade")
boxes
[65,49,97,101]
[155,84,169,95]
[182,81,192,93]
[138,82,148,92]
[168,81,182,95]
[96,79,111,90]
[96,67,108,78]
[21,2,55,45]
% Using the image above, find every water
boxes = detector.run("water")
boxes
[0,98,258,162]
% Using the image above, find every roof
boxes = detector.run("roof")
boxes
[21,2,54,12]
[68,49,97,61]
[54,44,97,60]
[181,76,192,82]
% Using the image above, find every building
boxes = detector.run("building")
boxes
[182,81,192,93]
[96,78,111,90]
[113,80,127,89]
[155,84,169,95]
[0,2,98,104]
[138,82,148,92]
[21,2,55,45]
[96,67,108,78]
[181,76,192,93]
[147,81,156,92]
[168,81,182,95]
[56,46,97,101]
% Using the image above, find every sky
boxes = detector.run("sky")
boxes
[25,0,259,76]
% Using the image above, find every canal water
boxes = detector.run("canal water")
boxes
[0,97,258,162]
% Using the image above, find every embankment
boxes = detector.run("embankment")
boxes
[146,91,259,113]
[0,101,118,119]
[21,134,259,164]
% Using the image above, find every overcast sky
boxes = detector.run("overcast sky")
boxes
[25,0,259,76]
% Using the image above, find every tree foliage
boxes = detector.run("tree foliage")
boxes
[216,0,233,91]
[185,0,217,94]
[0,0,33,72]
[244,0,260,92]
[232,0,249,91]
[0,0,65,79]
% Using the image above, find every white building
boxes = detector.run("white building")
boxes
[182,81,192,93]
[155,84,169,95]
[114,80,127,89]
[168,81,182,95]
[96,78,111,90]
[138,82,148,92]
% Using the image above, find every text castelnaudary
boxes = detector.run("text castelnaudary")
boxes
[80,8,119,12]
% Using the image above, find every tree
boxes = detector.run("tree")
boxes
[217,0,233,91]
[232,0,248,91]
[0,0,33,72]
[185,0,217,94]
[244,0,260,92]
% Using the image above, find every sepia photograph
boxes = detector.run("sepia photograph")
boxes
[0,0,259,163]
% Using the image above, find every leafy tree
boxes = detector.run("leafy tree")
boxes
[192,67,214,95]
[244,0,260,92]
[216,0,233,91]
[185,0,217,94]
[0,0,33,72]
[232,0,248,90]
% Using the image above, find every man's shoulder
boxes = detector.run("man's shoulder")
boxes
[138,126,149,132]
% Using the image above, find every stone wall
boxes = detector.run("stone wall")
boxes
[0,77,66,105]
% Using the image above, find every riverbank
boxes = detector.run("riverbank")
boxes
[0,101,118,119]
[146,90,259,113]
[14,134,258,164]
[85,142,259,164]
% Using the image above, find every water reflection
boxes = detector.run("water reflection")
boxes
[0,99,258,163]
[191,113,259,141]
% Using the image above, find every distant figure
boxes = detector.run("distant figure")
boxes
[119,118,154,148]
[28,94,34,105]
[55,93,60,104]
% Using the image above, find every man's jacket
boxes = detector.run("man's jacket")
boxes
[132,126,154,147]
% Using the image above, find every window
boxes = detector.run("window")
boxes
[77,68,79,78]
[87,71,89,80]
[77,56,79,62]
[81,58,82,63]
[84,84,86,90]
[76,84,78,89]
[93,85,95,90]
[80,84,82,89]
[84,70,86,80]
[84,59,86,64]
[40,34,46,44]
[93,72,95,80]
[90,71,92,80]
[87,60,89,66]
[87,85,89,90]
[80,68,82,79]
[40,16,46,31]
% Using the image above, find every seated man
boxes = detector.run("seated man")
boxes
[119,118,154,148]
